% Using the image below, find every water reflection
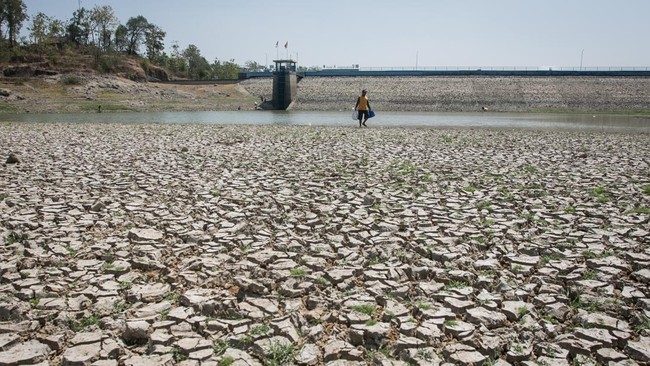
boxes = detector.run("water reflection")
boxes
[0,111,648,132]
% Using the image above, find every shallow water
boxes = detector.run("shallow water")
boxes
[0,111,648,132]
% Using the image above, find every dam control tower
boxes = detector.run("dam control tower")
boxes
[272,59,297,110]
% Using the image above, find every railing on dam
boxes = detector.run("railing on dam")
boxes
[360,66,650,72]
[240,66,650,79]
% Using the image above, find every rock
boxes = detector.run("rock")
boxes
[632,268,650,284]
[251,336,292,361]
[61,342,101,365]
[0,333,20,351]
[465,307,508,329]
[443,320,475,338]
[123,320,150,342]
[595,347,628,363]
[220,348,263,366]
[295,343,319,365]
[576,312,631,333]
[393,336,427,354]
[626,336,650,362]
[6,153,19,164]
[146,65,170,82]
[501,301,534,322]
[70,332,103,346]
[443,343,487,366]
[574,327,616,347]
[90,200,106,212]
[323,339,364,363]
[127,228,164,241]
[122,354,174,366]
[0,340,50,365]
[349,322,391,348]
[3,66,57,77]
[127,283,171,302]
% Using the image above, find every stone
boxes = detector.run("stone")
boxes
[595,347,628,363]
[220,348,263,366]
[501,301,534,321]
[0,333,20,351]
[127,228,164,241]
[323,339,364,363]
[295,343,320,365]
[574,327,616,347]
[465,307,508,329]
[443,343,487,366]
[632,268,650,284]
[122,354,174,366]
[576,312,631,333]
[62,342,102,365]
[0,340,50,365]
[626,336,650,362]
[349,322,391,348]
[5,153,19,164]
[127,283,171,302]
[70,332,103,345]
[123,320,150,342]
[443,320,475,338]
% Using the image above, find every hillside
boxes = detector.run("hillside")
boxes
[0,50,260,113]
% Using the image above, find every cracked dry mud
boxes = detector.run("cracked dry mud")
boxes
[0,122,649,366]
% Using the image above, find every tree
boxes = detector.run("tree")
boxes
[124,15,150,55]
[182,44,210,79]
[1,0,28,47]
[66,7,91,46]
[0,1,6,41]
[114,24,127,52]
[28,12,64,46]
[166,41,186,75]
[212,58,239,80]
[89,5,118,51]
[144,24,165,61]
[28,12,48,45]
[244,60,261,71]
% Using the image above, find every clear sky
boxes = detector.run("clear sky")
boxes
[22,0,650,69]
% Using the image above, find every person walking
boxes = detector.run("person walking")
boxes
[354,89,372,127]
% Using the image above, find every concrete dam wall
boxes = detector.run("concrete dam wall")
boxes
[240,76,650,113]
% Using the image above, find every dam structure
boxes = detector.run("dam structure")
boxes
[271,59,298,110]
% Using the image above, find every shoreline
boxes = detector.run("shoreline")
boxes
[1,123,649,365]
[1,73,650,115]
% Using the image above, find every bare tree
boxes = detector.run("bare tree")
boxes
[90,5,118,51]
[28,12,64,46]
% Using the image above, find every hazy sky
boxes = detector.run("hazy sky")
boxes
[23,0,650,69]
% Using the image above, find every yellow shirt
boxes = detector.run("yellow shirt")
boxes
[357,96,369,111]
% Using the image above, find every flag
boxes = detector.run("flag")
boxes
[275,41,278,48]
[284,41,288,49]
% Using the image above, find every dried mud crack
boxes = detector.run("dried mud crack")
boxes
[1,123,649,366]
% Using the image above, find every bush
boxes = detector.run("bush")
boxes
[62,75,82,85]
[98,53,122,73]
